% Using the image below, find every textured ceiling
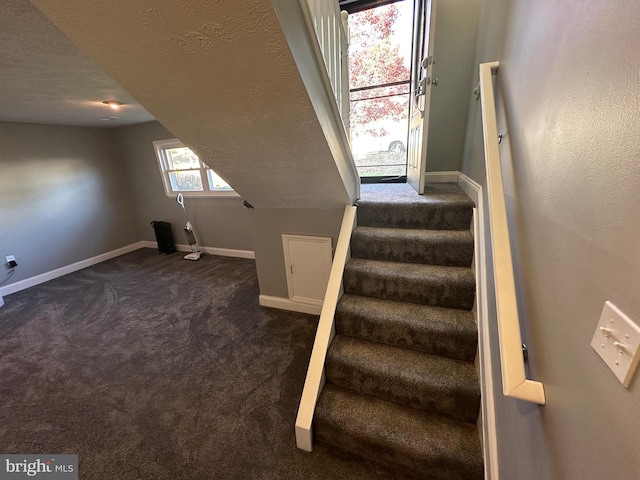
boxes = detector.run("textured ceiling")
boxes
[0,0,154,127]
[30,0,353,208]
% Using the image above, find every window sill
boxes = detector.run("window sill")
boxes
[164,191,241,198]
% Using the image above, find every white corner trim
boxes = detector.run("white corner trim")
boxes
[473,188,499,480]
[0,241,147,297]
[424,171,460,183]
[0,295,4,308]
[142,241,255,259]
[259,295,322,315]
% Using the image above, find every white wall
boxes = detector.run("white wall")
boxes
[462,0,640,478]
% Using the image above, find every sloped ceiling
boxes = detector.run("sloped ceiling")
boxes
[0,0,154,127]
[31,0,353,209]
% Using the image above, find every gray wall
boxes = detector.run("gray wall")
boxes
[0,122,139,285]
[249,208,344,298]
[113,122,253,252]
[462,0,640,478]
[425,0,480,172]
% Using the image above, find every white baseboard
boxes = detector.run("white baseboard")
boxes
[259,295,322,315]
[0,241,147,297]
[0,241,256,298]
[142,241,255,259]
[424,171,460,183]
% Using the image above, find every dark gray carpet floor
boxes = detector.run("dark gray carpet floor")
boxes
[0,248,418,479]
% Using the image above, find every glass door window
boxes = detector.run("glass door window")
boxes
[348,0,413,179]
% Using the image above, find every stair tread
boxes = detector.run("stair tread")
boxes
[356,183,474,230]
[346,258,475,281]
[353,225,473,240]
[315,384,484,480]
[326,335,480,421]
[336,294,477,361]
[351,226,473,266]
[358,183,474,208]
[344,258,475,310]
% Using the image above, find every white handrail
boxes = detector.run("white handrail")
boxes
[479,61,546,405]
[295,205,357,451]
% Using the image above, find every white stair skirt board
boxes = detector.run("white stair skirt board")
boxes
[0,241,147,297]
[461,175,499,480]
[140,241,255,259]
[259,295,322,315]
[458,172,481,206]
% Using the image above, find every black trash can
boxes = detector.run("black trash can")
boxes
[150,221,176,254]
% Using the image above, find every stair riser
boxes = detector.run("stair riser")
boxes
[357,205,472,230]
[350,232,473,267]
[344,268,475,310]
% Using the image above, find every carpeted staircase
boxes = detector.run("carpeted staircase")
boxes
[313,183,484,479]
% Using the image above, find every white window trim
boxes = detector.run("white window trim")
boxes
[152,138,239,198]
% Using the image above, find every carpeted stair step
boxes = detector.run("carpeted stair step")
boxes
[325,335,480,422]
[336,294,477,362]
[344,258,475,310]
[357,183,474,231]
[350,226,473,267]
[314,384,484,480]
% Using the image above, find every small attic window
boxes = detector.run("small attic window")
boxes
[153,139,236,197]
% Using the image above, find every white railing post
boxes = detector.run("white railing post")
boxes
[479,61,546,405]
[340,10,350,140]
[304,0,351,133]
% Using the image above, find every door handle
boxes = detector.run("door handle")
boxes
[414,76,427,116]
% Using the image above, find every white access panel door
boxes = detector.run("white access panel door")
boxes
[282,235,333,306]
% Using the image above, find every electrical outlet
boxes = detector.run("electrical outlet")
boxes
[591,301,640,387]
[5,255,17,268]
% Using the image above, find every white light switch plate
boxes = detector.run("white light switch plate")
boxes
[591,301,640,387]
